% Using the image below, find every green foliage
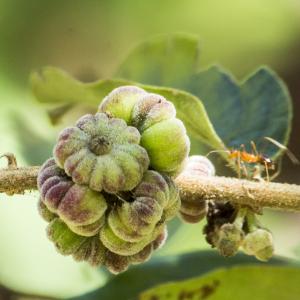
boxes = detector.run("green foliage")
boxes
[31,34,292,160]
[140,266,300,300]
[69,251,295,300]
[27,33,295,299]
[30,67,224,152]
[117,34,292,158]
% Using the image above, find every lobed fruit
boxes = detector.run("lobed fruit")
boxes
[54,112,149,193]
[99,86,190,175]
[177,156,215,223]
[38,158,107,236]
[100,171,180,255]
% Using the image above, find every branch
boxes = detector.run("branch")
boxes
[175,174,300,212]
[0,165,300,212]
[0,166,40,195]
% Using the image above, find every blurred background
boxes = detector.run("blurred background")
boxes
[0,0,300,298]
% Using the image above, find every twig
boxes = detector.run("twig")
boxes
[175,174,300,212]
[0,166,300,212]
[0,166,40,195]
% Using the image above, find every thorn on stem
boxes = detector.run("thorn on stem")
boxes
[0,153,18,169]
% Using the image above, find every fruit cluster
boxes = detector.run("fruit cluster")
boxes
[204,202,274,261]
[37,86,190,273]
[179,155,274,261]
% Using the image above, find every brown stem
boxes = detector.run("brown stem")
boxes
[175,174,300,212]
[0,166,40,195]
[0,166,300,212]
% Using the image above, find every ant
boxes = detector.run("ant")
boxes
[207,137,299,181]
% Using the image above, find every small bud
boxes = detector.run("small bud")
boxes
[53,113,149,193]
[180,155,215,177]
[180,201,207,224]
[242,229,274,261]
[216,223,244,257]
[178,156,215,223]
[99,86,147,123]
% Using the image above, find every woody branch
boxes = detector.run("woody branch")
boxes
[1,164,300,212]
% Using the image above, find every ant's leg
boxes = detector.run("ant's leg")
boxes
[240,144,246,153]
[236,152,241,179]
[241,162,249,179]
[264,161,270,182]
[269,159,282,181]
[251,141,259,156]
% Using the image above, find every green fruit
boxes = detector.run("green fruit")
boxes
[242,229,274,261]
[179,155,215,177]
[99,87,190,175]
[104,251,130,274]
[38,158,107,236]
[178,155,215,223]
[216,223,244,257]
[100,171,180,254]
[100,86,147,123]
[38,200,56,222]
[72,236,106,266]
[53,112,149,193]
[47,218,87,255]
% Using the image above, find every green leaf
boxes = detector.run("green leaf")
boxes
[117,33,200,89]
[69,251,295,300]
[187,66,292,158]
[30,67,128,106]
[30,67,224,150]
[116,33,292,158]
[139,266,300,300]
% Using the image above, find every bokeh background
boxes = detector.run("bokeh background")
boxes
[0,0,300,298]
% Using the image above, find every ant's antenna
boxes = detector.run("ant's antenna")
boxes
[206,150,230,157]
[264,137,300,165]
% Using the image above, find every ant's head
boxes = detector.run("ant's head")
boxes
[262,155,275,170]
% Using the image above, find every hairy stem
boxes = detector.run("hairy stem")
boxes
[175,174,300,212]
[0,166,40,195]
[1,166,300,212]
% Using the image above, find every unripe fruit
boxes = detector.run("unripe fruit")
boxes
[242,229,274,261]
[38,200,56,222]
[178,156,215,223]
[42,203,169,272]
[129,244,153,265]
[72,236,106,266]
[100,86,147,124]
[203,202,237,247]
[152,226,168,250]
[100,171,180,255]
[38,158,107,236]
[216,223,244,257]
[104,251,130,274]
[47,218,87,255]
[98,87,190,175]
[54,112,149,193]
[181,155,215,177]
